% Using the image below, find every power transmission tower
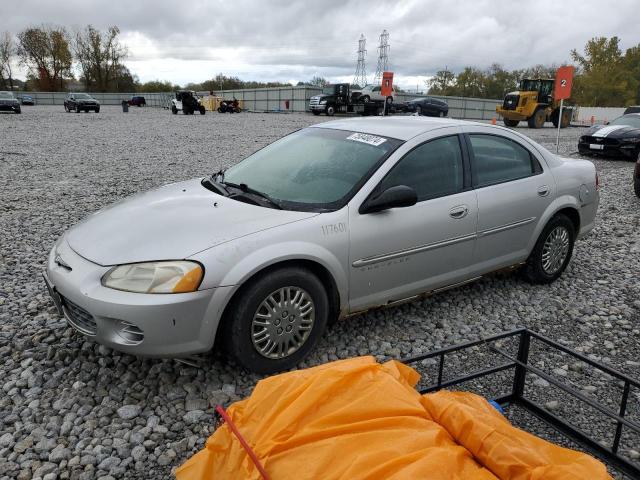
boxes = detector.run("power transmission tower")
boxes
[373,30,390,85]
[352,34,367,87]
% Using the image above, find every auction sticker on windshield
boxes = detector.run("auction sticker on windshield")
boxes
[346,133,387,146]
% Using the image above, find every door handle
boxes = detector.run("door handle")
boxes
[537,185,550,197]
[449,205,469,219]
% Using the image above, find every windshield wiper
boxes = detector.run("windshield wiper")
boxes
[223,181,283,210]
[202,175,229,196]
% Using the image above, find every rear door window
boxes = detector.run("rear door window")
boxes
[469,134,541,187]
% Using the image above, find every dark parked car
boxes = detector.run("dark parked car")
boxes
[64,93,100,113]
[0,91,21,114]
[128,95,146,107]
[578,113,640,161]
[403,97,448,117]
[21,94,35,106]
[634,156,640,198]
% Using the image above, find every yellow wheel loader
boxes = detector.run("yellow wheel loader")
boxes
[496,78,572,129]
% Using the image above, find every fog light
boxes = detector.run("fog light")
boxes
[116,320,144,345]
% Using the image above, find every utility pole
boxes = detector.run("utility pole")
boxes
[352,34,367,88]
[373,30,390,85]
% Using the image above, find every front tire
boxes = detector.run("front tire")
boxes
[76,106,81,113]
[311,110,321,116]
[171,105,178,114]
[361,95,370,104]
[521,214,575,284]
[527,108,546,128]
[325,105,335,116]
[199,106,206,115]
[504,118,519,127]
[222,267,329,374]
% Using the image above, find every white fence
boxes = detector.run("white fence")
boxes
[573,107,626,126]
[12,91,172,107]
[14,88,628,124]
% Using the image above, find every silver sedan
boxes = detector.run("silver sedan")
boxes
[44,117,599,373]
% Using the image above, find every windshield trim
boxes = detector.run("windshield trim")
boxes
[217,128,404,213]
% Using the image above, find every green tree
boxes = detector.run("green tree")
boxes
[137,80,179,92]
[455,67,485,97]
[17,26,73,91]
[571,37,626,106]
[426,69,455,95]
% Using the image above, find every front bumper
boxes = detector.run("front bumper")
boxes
[44,238,234,357]
[309,104,326,111]
[578,140,638,159]
[0,103,20,112]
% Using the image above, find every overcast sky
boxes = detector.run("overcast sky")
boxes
[6,0,639,89]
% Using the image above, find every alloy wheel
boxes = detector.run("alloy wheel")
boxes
[541,226,570,274]
[251,286,315,359]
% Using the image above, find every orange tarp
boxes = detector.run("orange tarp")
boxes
[176,356,611,480]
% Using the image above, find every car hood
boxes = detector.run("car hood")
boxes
[66,178,318,266]
[584,124,640,139]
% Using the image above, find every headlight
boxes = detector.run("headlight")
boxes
[102,261,203,294]
[319,100,327,104]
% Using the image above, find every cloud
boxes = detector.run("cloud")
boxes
[5,0,639,88]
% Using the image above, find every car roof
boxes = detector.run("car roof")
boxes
[311,116,487,141]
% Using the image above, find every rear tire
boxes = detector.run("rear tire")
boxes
[527,108,546,128]
[311,110,320,116]
[222,267,329,374]
[521,214,575,284]
[504,118,519,127]
[76,106,81,113]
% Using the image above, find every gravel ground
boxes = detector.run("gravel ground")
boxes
[1,105,639,479]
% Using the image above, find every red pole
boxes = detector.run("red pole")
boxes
[215,405,270,480]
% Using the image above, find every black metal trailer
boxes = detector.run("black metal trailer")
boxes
[402,328,640,479]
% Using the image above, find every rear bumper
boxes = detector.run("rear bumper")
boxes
[44,237,233,357]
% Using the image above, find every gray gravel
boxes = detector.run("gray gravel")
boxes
[1,106,639,479]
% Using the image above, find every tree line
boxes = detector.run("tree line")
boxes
[426,37,640,107]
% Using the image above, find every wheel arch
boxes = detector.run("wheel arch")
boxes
[527,198,581,253]
[211,257,344,350]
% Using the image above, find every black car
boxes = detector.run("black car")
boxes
[578,113,640,161]
[403,97,448,117]
[21,95,35,106]
[64,93,100,113]
[0,91,21,114]
[128,95,146,107]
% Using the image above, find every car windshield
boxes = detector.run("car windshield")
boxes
[75,93,91,99]
[610,115,640,128]
[0,91,14,99]
[223,128,402,211]
[321,86,333,94]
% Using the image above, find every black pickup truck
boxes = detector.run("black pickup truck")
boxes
[308,83,385,116]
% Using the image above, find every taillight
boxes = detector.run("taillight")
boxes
[595,172,600,191]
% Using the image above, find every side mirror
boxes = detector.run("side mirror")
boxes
[360,185,418,214]
[604,121,610,125]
